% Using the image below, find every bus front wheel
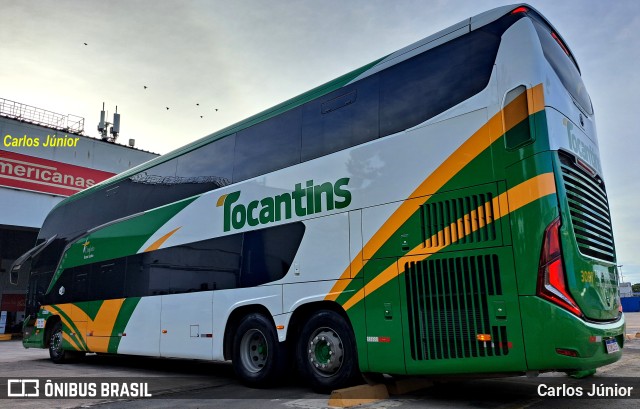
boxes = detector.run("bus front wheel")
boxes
[232,313,287,388]
[296,310,360,393]
[48,321,84,364]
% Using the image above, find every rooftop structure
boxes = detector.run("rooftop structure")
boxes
[0,97,84,134]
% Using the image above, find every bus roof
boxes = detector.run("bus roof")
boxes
[53,3,567,210]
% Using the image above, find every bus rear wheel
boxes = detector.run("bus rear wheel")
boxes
[232,313,287,388]
[296,310,360,393]
[48,322,84,364]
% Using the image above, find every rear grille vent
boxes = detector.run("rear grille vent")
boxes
[559,155,615,262]
[405,255,508,360]
[421,193,495,248]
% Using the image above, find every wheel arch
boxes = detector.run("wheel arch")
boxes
[285,300,353,350]
[223,304,275,360]
[221,300,356,363]
[44,315,61,348]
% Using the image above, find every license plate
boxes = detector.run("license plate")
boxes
[605,338,620,354]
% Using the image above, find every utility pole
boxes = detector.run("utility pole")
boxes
[617,265,624,283]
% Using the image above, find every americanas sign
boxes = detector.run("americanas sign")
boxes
[0,150,115,197]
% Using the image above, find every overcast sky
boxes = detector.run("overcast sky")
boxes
[1,0,639,283]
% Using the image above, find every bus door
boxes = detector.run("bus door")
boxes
[363,259,406,374]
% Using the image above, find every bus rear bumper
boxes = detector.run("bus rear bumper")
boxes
[519,296,624,371]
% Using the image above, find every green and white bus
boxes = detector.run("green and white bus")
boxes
[14,4,624,392]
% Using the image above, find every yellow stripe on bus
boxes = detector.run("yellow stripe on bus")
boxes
[51,306,85,351]
[341,172,556,311]
[86,298,126,353]
[144,226,181,252]
[45,299,129,353]
[327,84,545,302]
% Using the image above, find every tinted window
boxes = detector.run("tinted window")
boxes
[380,28,500,136]
[45,222,305,302]
[125,158,181,214]
[130,159,177,184]
[31,239,66,275]
[26,272,51,316]
[176,135,235,185]
[532,20,593,115]
[241,222,305,287]
[91,259,126,300]
[72,268,89,301]
[301,75,379,161]
[46,267,73,304]
[146,233,242,295]
[233,109,302,181]
[124,254,148,297]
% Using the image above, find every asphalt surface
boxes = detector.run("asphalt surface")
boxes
[0,312,638,409]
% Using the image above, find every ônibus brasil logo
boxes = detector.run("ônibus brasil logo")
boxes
[218,178,351,232]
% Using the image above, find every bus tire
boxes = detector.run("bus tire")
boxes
[48,322,84,364]
[232,313,287,388]
[296,310,360,393]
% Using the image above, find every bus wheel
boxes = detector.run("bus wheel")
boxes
[48,322,84,363]
[232,313,286,388]
[297,310,360,393]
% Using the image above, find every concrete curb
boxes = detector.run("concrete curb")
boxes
[328,378,435,407]
[328,384,389,407]
[624,333,640,340]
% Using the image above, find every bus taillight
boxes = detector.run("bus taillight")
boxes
[537,218,582,317]
[511,7,528,14]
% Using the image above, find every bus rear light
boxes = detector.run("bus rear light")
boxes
[556,348,579,357]
[476,334,492,342]
[537,218,583,317]
[511,6,528,14]
[576,158,596,177]
[589,336,602,343]
[551,32,571,57]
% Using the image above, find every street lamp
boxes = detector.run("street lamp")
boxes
[617,265,624,283]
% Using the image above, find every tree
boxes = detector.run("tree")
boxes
[632,283,640,293]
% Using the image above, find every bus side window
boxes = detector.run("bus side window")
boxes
[240,222,305,287]
[233,108,302,182]
[301,75,379,162]
[72,268,89,302]
[90,260,126,300]
[125,254,149,297]
[379,29,499,137]
[176,135,235,186]
[143,233,243,295]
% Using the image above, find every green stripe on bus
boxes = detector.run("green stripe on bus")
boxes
[50,305,88,351]
[108,297,141,353]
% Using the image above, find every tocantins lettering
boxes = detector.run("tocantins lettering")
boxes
[219,178,352,232]
[564,119,602,173]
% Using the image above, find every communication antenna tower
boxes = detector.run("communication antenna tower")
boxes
[97,102,122,142]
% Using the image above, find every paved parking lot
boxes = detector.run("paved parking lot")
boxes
[0,312,638,409]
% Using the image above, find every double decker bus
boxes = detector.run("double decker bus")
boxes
[13,4,624,392]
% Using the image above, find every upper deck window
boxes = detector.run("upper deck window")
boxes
[532,20,593,115]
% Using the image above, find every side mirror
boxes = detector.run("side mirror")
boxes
[9,263,20,285]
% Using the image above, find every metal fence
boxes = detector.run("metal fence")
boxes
[0,98,84,134]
